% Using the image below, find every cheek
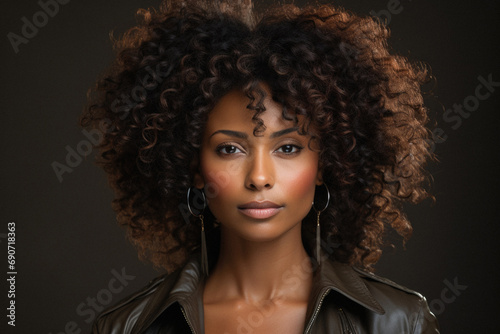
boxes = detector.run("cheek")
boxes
[199,156,240,206]
[280,159,319,200]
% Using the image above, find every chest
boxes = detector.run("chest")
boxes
[203,301,308,334]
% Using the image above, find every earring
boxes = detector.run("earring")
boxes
[312,184,330,265]
[187,187,209,276]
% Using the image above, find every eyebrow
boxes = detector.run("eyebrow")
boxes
[209,127,299,139]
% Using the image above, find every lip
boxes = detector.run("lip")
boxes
[238,201,283,219]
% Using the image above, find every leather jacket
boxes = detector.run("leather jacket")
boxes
[92,249,439,334]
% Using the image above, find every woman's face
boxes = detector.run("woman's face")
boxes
[195,86,322,242]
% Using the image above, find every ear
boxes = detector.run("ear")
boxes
[315,161,323,186]
[193,171,205,189]
[315,172,323,186]
[190,155,205,189]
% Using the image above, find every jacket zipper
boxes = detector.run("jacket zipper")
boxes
[304,288,331,334]
[338,308,356,334]
[180,306,197,334]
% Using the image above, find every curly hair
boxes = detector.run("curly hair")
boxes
[81,0,433,273]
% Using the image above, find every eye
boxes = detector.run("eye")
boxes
[216,144,243,155]
[276,144,303,154]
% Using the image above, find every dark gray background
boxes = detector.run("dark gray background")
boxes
[1,0,499,333]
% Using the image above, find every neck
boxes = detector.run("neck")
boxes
[204,223,313,304]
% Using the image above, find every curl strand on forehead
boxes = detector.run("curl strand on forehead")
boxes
[217,80,316,143]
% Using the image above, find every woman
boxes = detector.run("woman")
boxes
[82,0,440,332]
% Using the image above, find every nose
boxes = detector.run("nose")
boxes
[245,150,275,191]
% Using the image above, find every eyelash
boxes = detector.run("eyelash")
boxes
[215,143,243,155]
[215,142,304,156]
[276,144,303,154]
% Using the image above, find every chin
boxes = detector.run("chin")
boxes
[224,219,300,243]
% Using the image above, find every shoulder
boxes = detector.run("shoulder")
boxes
[91,271,179,334]
[353,266,425,300]
[352,267,440,333]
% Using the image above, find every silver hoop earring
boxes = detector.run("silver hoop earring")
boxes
[312,184,330,265]
[187,187,209,276]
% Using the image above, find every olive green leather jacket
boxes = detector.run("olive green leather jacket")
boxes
[92,254,439,334]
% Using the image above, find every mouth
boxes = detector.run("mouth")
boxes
[237,201,283,219]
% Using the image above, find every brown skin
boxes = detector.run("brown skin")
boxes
[194,86,322,333]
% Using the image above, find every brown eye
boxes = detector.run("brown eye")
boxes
[276,144,302,154]
[216,144,242,155]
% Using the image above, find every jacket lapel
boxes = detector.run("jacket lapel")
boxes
[315,259,385,314]
[132,254,206,334]
[303,251,385,332]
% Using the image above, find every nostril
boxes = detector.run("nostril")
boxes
[245,158,275,190]
[248,182,271,190]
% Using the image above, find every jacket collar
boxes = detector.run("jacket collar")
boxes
[306,248,385,316]
[133,250,385,333]
[132,255,207,333]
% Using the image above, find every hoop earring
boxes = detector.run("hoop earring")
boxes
[312,184,330,265]
[187,187,209,276]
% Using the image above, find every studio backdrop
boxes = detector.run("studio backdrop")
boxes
[1,0,499,333]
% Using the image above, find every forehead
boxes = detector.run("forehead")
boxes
[204,88,303,136]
